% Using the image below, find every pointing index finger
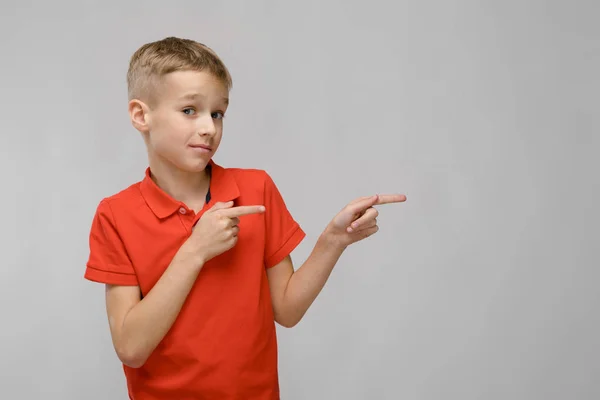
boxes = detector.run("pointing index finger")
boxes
[373,194,407,205]
[220,205,266,218]
[348,194,406,214]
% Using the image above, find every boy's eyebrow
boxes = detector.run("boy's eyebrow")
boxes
[180,93,229,104]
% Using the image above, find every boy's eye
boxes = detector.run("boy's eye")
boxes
[183,108,196,115]
[212,112,225,120]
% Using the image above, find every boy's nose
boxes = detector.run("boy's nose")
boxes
[197,115,216,136]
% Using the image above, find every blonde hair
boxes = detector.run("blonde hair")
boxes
[126,37,232,104]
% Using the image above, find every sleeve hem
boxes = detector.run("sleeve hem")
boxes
[84,264,139,286]
[265,224,306,268]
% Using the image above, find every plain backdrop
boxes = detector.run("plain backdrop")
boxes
[1,1,599,399]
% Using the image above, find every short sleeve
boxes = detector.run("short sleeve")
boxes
[84,199,139,285]
[263,172,306,268]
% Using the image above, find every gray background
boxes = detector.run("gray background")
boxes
[1,1,598,399]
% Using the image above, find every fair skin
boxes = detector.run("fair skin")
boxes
[106,70,406,368]
[266,193,405,328]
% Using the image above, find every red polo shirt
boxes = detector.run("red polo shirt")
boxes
[84,159,305,399]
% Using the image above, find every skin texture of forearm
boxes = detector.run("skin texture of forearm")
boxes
[278,234,346,327]
[108,244,204,368]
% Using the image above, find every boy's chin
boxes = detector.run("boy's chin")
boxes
[178,160,211,173]
[154,152,212,173]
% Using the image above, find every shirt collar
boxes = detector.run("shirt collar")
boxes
[140,159,240,219]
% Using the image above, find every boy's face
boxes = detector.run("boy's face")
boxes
[133,70,229,173]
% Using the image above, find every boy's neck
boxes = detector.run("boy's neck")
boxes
[148,159,211,212]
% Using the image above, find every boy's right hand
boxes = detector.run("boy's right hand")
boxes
[187,201,265,263]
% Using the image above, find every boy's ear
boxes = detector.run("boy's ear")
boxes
[128,99,150,134]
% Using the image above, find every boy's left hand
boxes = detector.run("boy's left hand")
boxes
[323,194,406,248]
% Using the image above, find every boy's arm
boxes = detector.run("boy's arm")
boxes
[267,194,406,328]
[106,242,204,368]
[105,202,265,368]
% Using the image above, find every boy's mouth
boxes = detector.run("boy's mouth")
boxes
[189,144,212,151]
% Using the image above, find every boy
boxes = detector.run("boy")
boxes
[84,36,406,399]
